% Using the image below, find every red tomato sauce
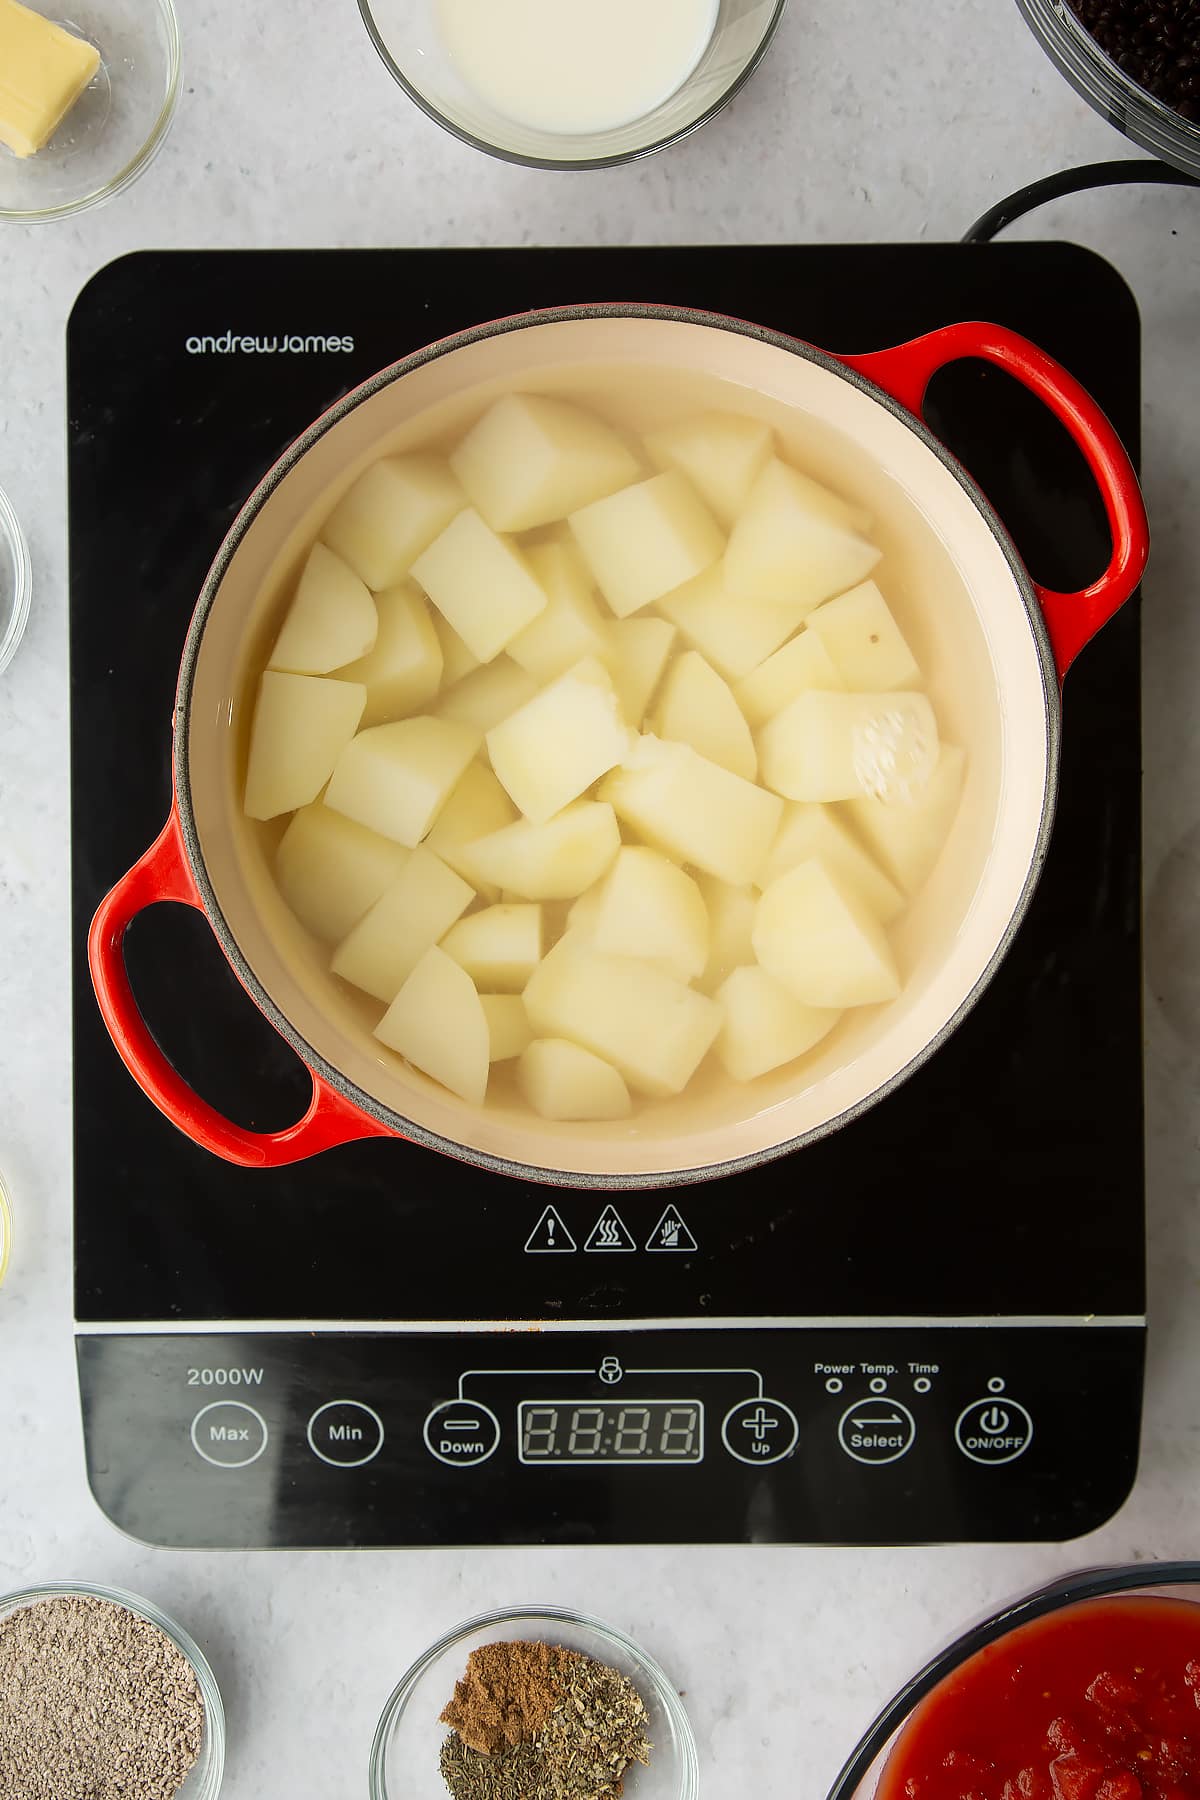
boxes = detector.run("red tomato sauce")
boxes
[875,1597,1200,1800]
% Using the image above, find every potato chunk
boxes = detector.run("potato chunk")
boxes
[591,846,708,983]
[336,580,443,725]
[714,966,841,1081]
[758,690,938,804]
[569,471,724,618]
[268,543,377,676]
[325,716,479,846]
[459,801,621,899]
[518,1038,632,1121]
[645,411,773,528]
[375,946,488,1105]
[653,650,756,780]
[695,874,758,993]
[806,581,922,691]
[733,630,845,728]
[450,393,640,532]
[725,459,881,611]
[507,542,611,681]
[481,993,532,1062]
[322,454,464,590]
[486,658,628,823]
[442,902,542,992]
[438,659,538,734]
[432,610,481,686]
[331,847,474,1002]
[244,673,365,820]
[423,760,516,894]
[841,743,966,894]
[760,802,904,923]
[608,616,676,725]
[658,563,811,680]
[754,859,900,1008]
[275,803,409,943]
[411,509,548,662]
[599,735,781,886]
[524,937,721,1097]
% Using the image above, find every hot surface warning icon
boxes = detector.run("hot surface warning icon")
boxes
[524,1205,576,1253]
[584,1205,636,1252]
[645,1207,698,1253]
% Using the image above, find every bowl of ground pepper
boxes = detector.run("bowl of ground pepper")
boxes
[369,1604,698,1800]
[1015,0,1200,175]
[0,1581,225,1800]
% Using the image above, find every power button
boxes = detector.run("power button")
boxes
[955,1397,1033,1465]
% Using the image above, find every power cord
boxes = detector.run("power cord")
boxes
[961,157,1200,243]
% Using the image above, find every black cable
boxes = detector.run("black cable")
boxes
[961,157,1200,243]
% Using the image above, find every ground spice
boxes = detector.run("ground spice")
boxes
[441,1639,569,1754]
[0,1594,205,1800]
[439,1640,651,1800]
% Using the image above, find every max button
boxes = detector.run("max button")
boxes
[838,1398,916,1465]
[423,1400,501,1467]
[190,1401,268,1469]
[955,1397,1033,1464]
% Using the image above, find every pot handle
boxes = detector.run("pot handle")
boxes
[87,811,393,1168]
[836,322,1149,682]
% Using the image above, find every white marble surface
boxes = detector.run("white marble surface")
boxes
[2,2,1200,1796]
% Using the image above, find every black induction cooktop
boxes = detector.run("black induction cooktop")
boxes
[69,246,1145,1548]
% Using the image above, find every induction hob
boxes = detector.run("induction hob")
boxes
[69,246,1145,1548]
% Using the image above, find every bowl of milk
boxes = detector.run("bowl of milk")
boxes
[357,0,788,166]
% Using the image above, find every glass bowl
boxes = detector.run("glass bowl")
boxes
[369,1604,699,1800]
[357,0,787,169]
[0,484,31,674]
[0,1580,225,1798]
[0,0,181,222]
[0,1165,11,1288]
[826,1561,1200,1800]
[1015,0,1200,178]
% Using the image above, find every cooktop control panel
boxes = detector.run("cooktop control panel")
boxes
[77,1327,1142,1547]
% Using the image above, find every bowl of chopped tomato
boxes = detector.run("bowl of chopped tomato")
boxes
[827,1564,1200,1800]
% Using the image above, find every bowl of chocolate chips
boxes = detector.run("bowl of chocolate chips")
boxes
[1016,0,1200,174]
[368,1604,698,1800]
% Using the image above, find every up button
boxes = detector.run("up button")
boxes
[955,1396,1033,1465]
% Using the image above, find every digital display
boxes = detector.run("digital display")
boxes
[518,1400,703,1464]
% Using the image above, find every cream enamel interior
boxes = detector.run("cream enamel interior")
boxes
[184,316,1052,1182]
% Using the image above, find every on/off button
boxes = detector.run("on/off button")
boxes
[955,1397,1034,1465]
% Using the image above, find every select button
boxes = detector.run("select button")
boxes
[838,1397,916,1465]
[307,1400,385,1468]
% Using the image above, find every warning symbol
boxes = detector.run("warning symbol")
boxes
[584,1204,636,1252]
[524,1205,576,1254]
[645,1207,698,1253]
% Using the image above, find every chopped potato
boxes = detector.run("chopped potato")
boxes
[754,858,901,1008]
[658,563,810,680]
[331,846,474,1002]
[841,743,966,893]
[508,542,611,681]
[715,966,841,1081]
[459,800,621,899]
[591,845,708,983]
[424,761,517,895]
[325,715,479,846]
[608,616,677,725]
[760,802,904,923]
[450,393,640,532]
[438,658,539,734]
[486,658,628,824]
[322,454,464,590]
[725,458,881,611]
[432,610,481,685]
[733,629,845,728]
[481,993,532,1062]
[653,650,756,780]
[570,470,724,618]
[645,411,773,528]
[524,936,721,1097]
[518,1038,632,1121]
[758,689,939,804]
[375,945,489,1105]
[695,874,758,993]
[268,543,377,676]
[442,902,542,992]
[244,673,365,820]
[600,735,781,886]
[275,803,409,944]
[806,581,922,691]
[337,580,443,725]
[412,508,548,662]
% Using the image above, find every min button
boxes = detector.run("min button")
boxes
[307,1400,385,1468]
[190,1401,268,1469]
